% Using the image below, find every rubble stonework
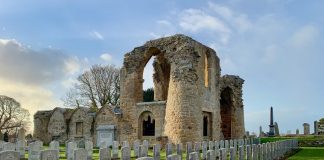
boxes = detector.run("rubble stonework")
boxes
[33,34,245,145]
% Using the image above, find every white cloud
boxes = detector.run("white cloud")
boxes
[100,53,113,62]
[0,39,73,85]
[64,56,80,75]
[179,9,231,34]
[0,39,82,133]
[89,30,104,40]
[262,44,279,64]
[289,25,319,49]
[208,2,252,33]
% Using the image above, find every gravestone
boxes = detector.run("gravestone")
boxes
[143,140,149,149]
[4,143,15,151]
[176,143,182,160]
[85,140,93,160]
[224,140,229,150]
[28,142,42,160]
[99,147,111,160]
[220,148,227,160]
[153,144,160,160]
[167,154,181,160]
[189,152,198,160]
[49,140,60,158]
[112,141,119,159]
[67,141,77,160]
[202,141,207,160]
[122,146,131,160]
[16,140,25,158]
[230,147,235,160]
[229,140,233,147]
[140,145,148,157]
[122,141,129,147]
[166,143,173,157]
[74,148,87,160]
[134,140,140,158]
[40,150,59,160]
[219,140,224,149]
[208,141,214,150]
[194,142,201,152]
[0,140,5,150]
[246,145,251,160]
[0,150,20,160]
[96,125,115,147]
[214,141,219,150]
[186,142,192,160]
[207,150,215,160]
[238,146,244,160]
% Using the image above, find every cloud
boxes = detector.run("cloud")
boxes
[100,53,113,63]
[0,38,82,133]
[0,39,76,85]
[208,2,252,33]
[289,25,319,49]
[179,9,231,34]
[89,30,104,40]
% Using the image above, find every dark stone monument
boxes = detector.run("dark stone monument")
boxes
[3,131,9,142]
[268,107,275,137]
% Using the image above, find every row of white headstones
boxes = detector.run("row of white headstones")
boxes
[0,138,298,160]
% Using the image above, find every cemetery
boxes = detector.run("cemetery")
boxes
[1,34,317,160]
[0,137,299,160]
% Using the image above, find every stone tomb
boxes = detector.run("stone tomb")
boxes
[96,125,116,147]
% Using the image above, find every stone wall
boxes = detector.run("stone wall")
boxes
[34,34,246,145]
[47,108,67,143]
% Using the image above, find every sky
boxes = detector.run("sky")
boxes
[0,0,323,135]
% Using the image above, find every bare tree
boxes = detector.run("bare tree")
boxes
[63,64,120,109]
[0,95,31,133]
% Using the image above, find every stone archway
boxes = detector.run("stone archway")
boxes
[220,87,233,139]
[138,111,155,138]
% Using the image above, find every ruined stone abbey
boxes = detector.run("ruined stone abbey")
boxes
[34,34,245,146]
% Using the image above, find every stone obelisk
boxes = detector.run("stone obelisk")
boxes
[268,106,275,137]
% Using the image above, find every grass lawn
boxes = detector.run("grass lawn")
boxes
[288,147,324,160]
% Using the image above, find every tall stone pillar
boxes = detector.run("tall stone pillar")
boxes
[164,52,203,144]
[303,123,310,135]
[314,121,319,135]
[268,107,275,137]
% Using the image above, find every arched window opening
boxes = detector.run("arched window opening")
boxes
[142,115,155,136]
[204,53,209,87]
[143,58,155,102]
[141,48,171,102]
[220,87,233,139]
[203,116,208,136]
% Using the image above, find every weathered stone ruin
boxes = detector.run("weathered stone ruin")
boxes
[33,34,245,145]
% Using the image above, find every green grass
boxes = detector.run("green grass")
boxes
[23,146,191,160]
[288,147,324,160]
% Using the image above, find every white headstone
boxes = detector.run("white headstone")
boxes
[0,150,20,160]
[67,141,77,160]
[74,148,87,160]
[85,140,93,160]
[99,147,111,160]
[28,142,42,160]
[40,149,59,160]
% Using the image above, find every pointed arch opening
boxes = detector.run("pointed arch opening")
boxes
[141,47,171,102]
[139,111,155,137]
[220,87,233,139]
